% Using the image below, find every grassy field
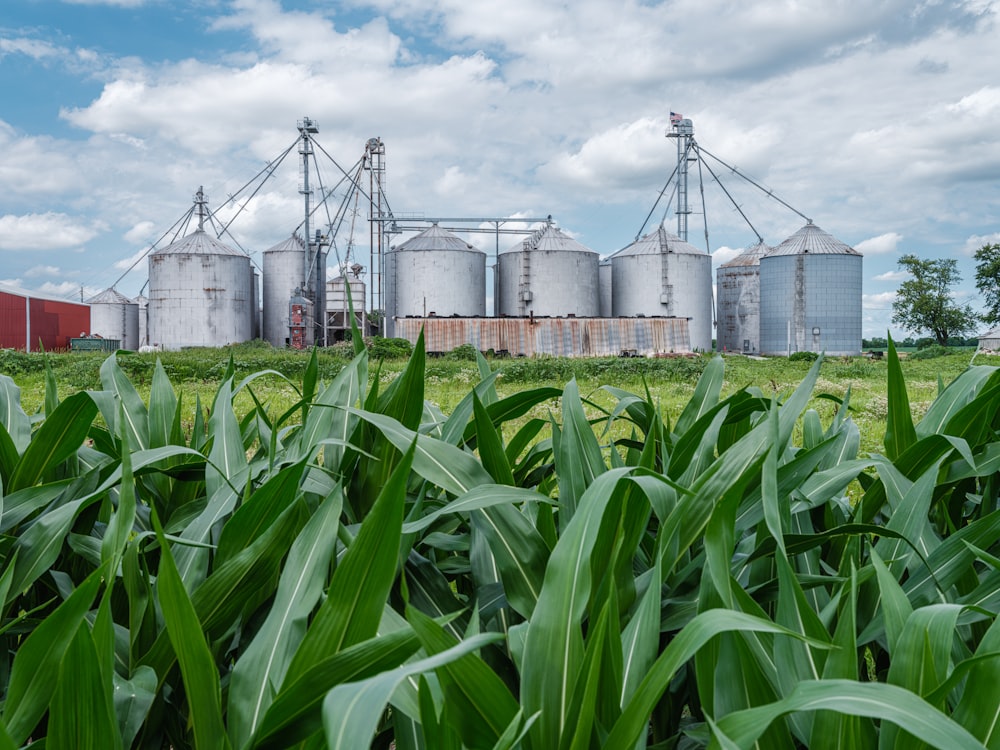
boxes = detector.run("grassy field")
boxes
[2,343,994,459]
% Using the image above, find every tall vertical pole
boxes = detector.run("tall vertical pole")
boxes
[298,117,320,344]
[674,118,693,242]
[366,137,386,335]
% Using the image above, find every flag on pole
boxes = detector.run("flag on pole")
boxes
[670,111,683,124]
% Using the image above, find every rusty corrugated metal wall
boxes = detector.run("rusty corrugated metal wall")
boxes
[393,317,691,357]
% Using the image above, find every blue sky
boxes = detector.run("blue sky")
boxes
[2,0,999,339]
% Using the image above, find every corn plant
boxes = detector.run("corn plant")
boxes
[1,333,1000,749]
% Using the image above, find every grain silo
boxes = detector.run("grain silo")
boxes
[759,222,862,356]
[133,294,148,348]
[147,192,253,350]
[262,235,307,347]
[716,241,769,354]
[385,224,485,337]
[327,264,366,341]
[611,225,713,351]
[599,257,613,318]
[496,223,599,318]
[87,288,139,350]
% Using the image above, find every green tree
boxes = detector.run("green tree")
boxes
[891,254,978,346]
[973,242,1000,326]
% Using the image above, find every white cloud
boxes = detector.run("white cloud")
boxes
[855,232,903,255]
[863,291,897,309]
[874,269,909,281]
[712,246,741,267]
[24,265,63,278]
[0,38,61,60]
[961,231,1000,255]
[37,281,95,299]
[0,213,102,251]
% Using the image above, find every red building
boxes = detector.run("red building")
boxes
[0,284,91,352]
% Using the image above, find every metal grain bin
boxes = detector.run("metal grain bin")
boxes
[262,235,307,347]
[759,222,862,356]
[716,241,769,354]
[148,230,253,350]
[599,257,613,318]
[497,223,599,318]
[133,294,148,348]
[385,224,485,337]
[87,287,139,350]
[611,225,713,352]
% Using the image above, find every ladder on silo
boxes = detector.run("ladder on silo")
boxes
[519,241,532,316]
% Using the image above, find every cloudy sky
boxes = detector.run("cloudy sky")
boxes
[2,0,999,339]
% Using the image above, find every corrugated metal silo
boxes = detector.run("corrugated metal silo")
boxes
[759,222,862,356]
[497,224,599,317]
[148,230,253,350]
[599,258,613,318]
[716,241,769,354]
[262,235,306,347]
[133,294,148,348]
[326,265,366,339]
[251,269,261,340]
[87,287,139,350]
[611,225,714,351]
[385,224,485,337]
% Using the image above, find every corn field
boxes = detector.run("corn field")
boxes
[1,333,999,749]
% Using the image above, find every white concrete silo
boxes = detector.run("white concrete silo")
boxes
[87,287,139,350]
[385,224,485,337]
[611,225,713,351]
[497,223,599,317]
[716,241,769,354]
[759,222,862,356]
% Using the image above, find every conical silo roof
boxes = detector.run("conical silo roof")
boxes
[87,287,135,305]
[720,240,771,268]
[764,222,861,257]
[264,234,307,254]
[392,224,482,253]
[151,229,246,257]
[615,224,705,257]
[500,224,597,255]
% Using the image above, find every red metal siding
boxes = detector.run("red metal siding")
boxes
[29,298,90,351]
[0,291,28,349]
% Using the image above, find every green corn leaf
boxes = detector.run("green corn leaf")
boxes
[406,605,519,749]
[0,374,31,454]
[48,622,122,750]
[113,666,157,749]
[712,680,986,750]
[2,564,105,746]
[7,391,97,493]
[607,608,831,749]
[521,467,634,749]
[439,370,501,446]
[918,365,998,438]
[229,490,342,750]
[555,379,606,526]
[350,408,494,495]
[148,359,177,449]
[951,615,1000,747]
[403,484,553,535]
[152,512,229,750]
[321,632,504,750]
[99,353,150,451]
[101,402,137,568]
[675,354,724,436]
[298,349,364,469]
[472,391,515,485]
[251,628,420,750]
[620,557,662,707]
[884,334,916,460]
[285,441,414,682]
[463,387,563,446]
[471,502,549,619]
